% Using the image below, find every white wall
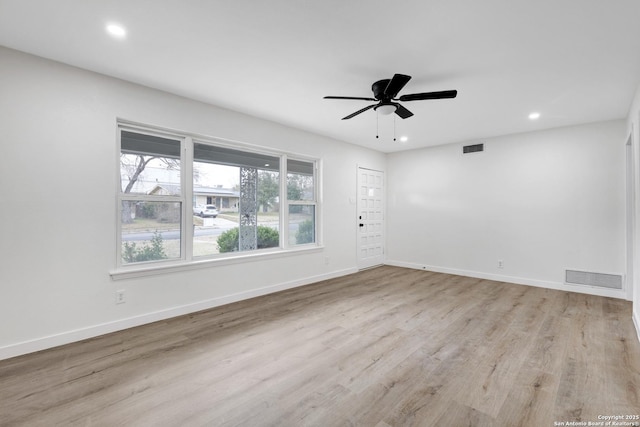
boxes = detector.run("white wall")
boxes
[627,83,640,340]
[386,121,627,298]
[0,47,386,360]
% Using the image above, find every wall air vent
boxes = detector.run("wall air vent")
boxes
[463,143,484,154]
[565,270,623,289]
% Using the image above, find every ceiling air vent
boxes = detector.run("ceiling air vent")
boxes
[463,143,484,154]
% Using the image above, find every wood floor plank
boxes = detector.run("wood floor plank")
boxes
[495,368,559,427]
[433,400,497,427]
[1,266,639,426]
[553,310,610,422]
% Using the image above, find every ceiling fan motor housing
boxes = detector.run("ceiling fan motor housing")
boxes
[372,79,392,101]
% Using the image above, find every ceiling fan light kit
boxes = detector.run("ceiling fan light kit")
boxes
[374,104,397,115]
[324,73,457,121]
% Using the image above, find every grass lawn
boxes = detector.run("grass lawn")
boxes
[123,211,279,231]
[121,211,285,261]
[122,218,179,232]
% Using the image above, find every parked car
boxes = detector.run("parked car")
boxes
[193,204,219,218]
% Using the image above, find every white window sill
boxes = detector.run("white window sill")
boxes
[110,245,324,281]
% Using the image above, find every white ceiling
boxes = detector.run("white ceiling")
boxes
[1,0,639,153]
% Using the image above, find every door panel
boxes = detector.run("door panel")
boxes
[357,167,384,269]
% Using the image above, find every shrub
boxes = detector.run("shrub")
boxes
[217,227,239,253]
[136,203,157,219]
[296,219,314,244]
[257,226,279,248]
[217,226,279,253]
[122,231,167,263]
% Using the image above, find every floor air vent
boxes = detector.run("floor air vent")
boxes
[565,270,623,289]
[463,143,484,154]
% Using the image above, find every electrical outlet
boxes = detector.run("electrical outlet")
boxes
[324,256,330,265]
[115,289,126,304]
[497,260,504,269]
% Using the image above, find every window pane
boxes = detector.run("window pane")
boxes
[193,160,279,256]
[121,201,181,264]
[193,162,240,257]
[120,131,181,195]
[193,162,239,213]
[287,160,314,201]
[289,205,315,245]
[257,168,280,219]
[257,170,280,250]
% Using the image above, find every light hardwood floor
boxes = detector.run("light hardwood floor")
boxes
[1,266,639,426]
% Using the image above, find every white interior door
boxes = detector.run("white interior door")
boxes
[357,167,385,269]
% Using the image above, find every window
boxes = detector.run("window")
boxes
[193,142,280,256]
[117,124,319,269]
[287,159,316,246]
[119,131,183,265]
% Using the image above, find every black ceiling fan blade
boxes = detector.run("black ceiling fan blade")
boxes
[395,104,414,119]
[342,104,377,120]
[398,90,458,102]
[384,74,412,99]
[324,96,377,101]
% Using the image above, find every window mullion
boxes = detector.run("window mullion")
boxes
[287,200,315,206]
[314,160,321,245]
[281,154,288,248]
[184,137,194,261]
[121,194,182,202]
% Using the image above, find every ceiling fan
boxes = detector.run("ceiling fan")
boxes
[324,73,457,120]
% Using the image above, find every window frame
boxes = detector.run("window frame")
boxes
[191,138,283,257]
[117,126,187,269]
[285,157,319,247]
[113,121,322,278]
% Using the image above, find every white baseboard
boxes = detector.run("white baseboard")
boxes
[0,267,357,361]
[385,260,629,300]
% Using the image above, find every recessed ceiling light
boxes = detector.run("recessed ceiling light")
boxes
[106,23,127,39]
[528,112,541,120]
[399,136,408,142]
